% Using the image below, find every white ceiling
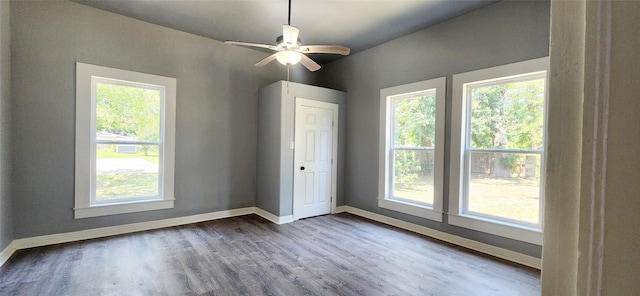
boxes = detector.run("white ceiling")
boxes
[73,0,498,64]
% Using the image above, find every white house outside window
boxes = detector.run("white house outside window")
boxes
[379,77,445,221]
[75,63,176,219]
[449,57,548,244]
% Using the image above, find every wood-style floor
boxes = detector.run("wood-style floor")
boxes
[0,213,540,295]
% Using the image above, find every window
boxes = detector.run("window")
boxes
[75,63,176,219]
[449,57,548,244]
[379,77,445,221]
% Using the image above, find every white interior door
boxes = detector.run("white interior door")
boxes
[293,98,338,220]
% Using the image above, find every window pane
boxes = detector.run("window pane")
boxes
[95,144,160,201]
[469,78,545,149]
[393,92,436,148]
[95,82,161,142]
[467,152,540,224]
[392,149,434,205]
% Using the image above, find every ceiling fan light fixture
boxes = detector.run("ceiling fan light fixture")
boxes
[276,50,302,65]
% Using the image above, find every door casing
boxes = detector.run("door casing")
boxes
[293,97,339,220]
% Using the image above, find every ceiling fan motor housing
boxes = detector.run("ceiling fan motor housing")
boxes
[276,35,301,49]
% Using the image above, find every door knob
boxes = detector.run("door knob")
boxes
[300,166,305,171]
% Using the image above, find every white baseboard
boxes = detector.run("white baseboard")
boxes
[334,205,348,213]
[0,241,17,267]
[1,205,540,270]
[254,208,294,224]
[2,206,293,267]
[11,207,255,251]
[340,206,541,270]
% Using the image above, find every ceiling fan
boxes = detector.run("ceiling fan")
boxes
[224,0,350,72]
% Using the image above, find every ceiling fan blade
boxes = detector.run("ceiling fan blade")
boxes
[299,54,321,72]
[254,54,278,67]
[299,45,350,56]
[282,25,300,46]
[225,41,278,51]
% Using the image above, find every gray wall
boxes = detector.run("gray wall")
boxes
[0,0,13,251]
[256,82,283,215]
[316,0,550,257]
[9,0,301,239]
[257,81,346,217]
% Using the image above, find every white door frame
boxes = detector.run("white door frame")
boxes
[293,97,339,219]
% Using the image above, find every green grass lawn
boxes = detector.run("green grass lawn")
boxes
[468,174,540,224]
[394,176,434,205]
[395,173,540,224]
[96,172,158,200]
[95,149,159,200]
[97,150,159,164]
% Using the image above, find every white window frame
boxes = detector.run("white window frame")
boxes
[379,77,445,222]
[449,57,549,245]
[74,62,176,219]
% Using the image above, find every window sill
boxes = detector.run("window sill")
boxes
[448,213,542,245]
[74,199,175,219]
[378,198,443,222]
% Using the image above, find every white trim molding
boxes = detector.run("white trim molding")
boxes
[293,97,339,220]
[378,199,443,222]
[341,206,541,269]
[0,241,17,267]
[74,199,175,219]
[334,205,348,213]
[74,62,177,219]
[254,208,294,225]
[580,0,611,294]
[12,207,254,251]
[1,205,538,270]
[0,207,294,267]
[378,77,446,222]
[449,57,549,245]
